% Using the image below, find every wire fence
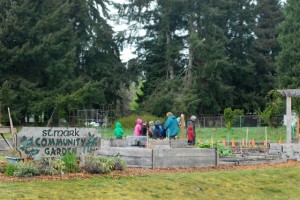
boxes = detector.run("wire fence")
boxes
[197,115,284,128]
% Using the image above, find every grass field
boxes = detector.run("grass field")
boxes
[100,126,286,143]
[0,166,299,199]
[1,126,287,143]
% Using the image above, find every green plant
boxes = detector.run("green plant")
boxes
[0,164,5,174]
[39,157,66,175]
[257,106,273,127]
[257,90,285,127]
[216,143,234,157]
[196,141,234,157]
[196,141,211,148]
[4,164,15,176]
[224,108,244,128]
[117,114,164,129]
[62,152,78,173]
[113,157,127,170]
[83,157,115,174]
[13,162,39,177]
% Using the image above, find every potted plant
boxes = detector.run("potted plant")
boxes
[6,149,24,163]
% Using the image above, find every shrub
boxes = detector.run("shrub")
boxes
[0,164,6,174]
[113,157,127,170]
[62,152,78,173]
[39,157,66,175]
[117,114,165,129]
[4,164,15,176]
[13,162,39,177]
[83,157,114,174]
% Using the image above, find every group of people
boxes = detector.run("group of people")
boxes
[133,119,164,139]
[114,112,197,145]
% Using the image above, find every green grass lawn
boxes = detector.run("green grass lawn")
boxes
[0,166,299,199]
[198,126,286,143]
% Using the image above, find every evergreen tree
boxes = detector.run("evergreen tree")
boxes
[277,0,300,89]
[222,0,259,113]
[252,0,282,109]
[0,0,125,124]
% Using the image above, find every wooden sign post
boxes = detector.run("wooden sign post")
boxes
[180,114,185,139]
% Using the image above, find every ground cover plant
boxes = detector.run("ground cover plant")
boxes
[0,153,127,179]
[0,163,299,199]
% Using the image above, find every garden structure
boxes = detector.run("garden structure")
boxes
[278,89,300,143]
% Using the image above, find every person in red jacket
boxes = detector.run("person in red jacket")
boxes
[187,125,195,145]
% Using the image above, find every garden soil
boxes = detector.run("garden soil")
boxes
[0,160,300,182]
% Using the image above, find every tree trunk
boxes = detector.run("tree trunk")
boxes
[166,31,174,79]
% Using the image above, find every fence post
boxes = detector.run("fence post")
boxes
[240,116,242,128]
[221,116,223,128]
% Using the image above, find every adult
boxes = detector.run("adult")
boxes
[187,115,196,145]
[164,112,179,139]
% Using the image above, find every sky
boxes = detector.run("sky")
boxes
[107,0,137,63]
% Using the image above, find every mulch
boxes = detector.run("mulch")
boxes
[1,160,300,183]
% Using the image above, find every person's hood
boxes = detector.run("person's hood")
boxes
[170,115,177,120]
[116,122,122,128]
[137,118,143,125]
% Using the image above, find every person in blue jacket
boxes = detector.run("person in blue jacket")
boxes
[164,112,179,139]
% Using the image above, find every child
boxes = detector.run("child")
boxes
[156,120,164,138]
[142,121,148,136]
[152,122,160,139]
[134,118,143,136]
[114,122,124,139]
[148,121,155,137]
[187,125,195,145]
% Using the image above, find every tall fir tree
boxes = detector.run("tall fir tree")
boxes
[277,0,300,89]
[0,0,125,124]
[252,0,283,109]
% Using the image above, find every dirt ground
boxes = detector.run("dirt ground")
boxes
[1,160,300,183]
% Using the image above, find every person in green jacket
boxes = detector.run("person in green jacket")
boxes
[114,122,124,139]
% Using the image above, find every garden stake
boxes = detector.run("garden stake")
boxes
[251,138,256,147]
[264,139,267,148]
[222,138,226,146]
[242,138,245,147]
[246,127,249,147]
[279,138,282,144]
[198,138,202,143]
[231,138,236,147]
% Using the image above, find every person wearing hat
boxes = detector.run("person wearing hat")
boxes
[164,112,179,139]
[187,115,197,145]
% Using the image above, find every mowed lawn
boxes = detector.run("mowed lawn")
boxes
[0,166,299,200]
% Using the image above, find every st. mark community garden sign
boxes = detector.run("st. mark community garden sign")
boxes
[17,127,99,159]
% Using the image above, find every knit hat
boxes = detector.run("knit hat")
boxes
[190,115,196,121]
